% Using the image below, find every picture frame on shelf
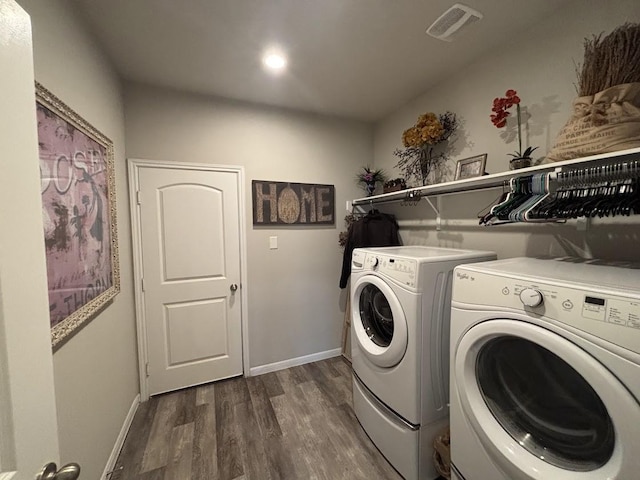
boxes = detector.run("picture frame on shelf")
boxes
[454,154,487,180]
[35,82,120,350]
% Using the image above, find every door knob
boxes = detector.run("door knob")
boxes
[37,462,81,480]
[230,283,238,292]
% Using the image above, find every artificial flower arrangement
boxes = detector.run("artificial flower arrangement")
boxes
[356,166,386,196]
[491,89,537,166]
[394,111,458,185]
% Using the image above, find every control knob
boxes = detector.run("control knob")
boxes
[519,288,543,307]
[372,257,379,269]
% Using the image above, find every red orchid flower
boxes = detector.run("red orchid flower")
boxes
[490,89,537,159]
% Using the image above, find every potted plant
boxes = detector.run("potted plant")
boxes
[356,166,386,196]
[491,89,538,169]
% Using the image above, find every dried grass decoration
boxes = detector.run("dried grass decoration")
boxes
[546,23,640,162]
[393,112,458,186]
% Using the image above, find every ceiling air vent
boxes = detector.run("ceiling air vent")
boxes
[426,3,483,42]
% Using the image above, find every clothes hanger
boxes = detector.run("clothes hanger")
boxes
[478,181,509,224]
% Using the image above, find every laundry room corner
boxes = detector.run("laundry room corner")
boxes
[372,0,640,265]
[123,82,375,371]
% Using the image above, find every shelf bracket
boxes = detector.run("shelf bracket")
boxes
[425,197,442,231]
[352,204,366,215]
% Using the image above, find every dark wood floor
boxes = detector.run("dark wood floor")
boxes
[111,356,403,480]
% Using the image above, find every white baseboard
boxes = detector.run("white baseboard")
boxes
[101,394,140,480]
[249,348,342,376]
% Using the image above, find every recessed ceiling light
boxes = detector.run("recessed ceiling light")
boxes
[262,51,287,72]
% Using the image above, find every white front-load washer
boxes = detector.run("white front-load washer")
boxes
[450,257,640,480]
[350,246,496,480]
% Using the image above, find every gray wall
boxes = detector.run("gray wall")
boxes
[124,83,373,368]
[374,0,640,263]
[17,1,139,479]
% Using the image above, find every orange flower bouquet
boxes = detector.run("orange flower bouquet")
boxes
[394,112,457,185]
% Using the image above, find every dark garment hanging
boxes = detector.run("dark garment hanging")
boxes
[339,211,401,288]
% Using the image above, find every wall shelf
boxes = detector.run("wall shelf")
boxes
[351,147,640,207]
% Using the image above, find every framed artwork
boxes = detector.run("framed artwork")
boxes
[35,82,120,349]
[252,180,335,225]
[454,154,487,180]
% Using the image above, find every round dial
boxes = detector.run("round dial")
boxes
[519,288,543,307]
[372,257,380,269]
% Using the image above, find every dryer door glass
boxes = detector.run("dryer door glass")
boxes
[476,336,614,471]
[359,284,394,347]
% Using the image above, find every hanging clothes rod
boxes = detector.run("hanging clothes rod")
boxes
[351,147,640,207]
[352,177,504,206]
[481,159,640,225]
[557,159,640,186]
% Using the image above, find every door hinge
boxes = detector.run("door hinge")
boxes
[136,190,142,205]
[141,277,145,292]
[145,362,150,377]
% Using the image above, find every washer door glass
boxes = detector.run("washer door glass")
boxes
[359,284,394,347]
[352,275,408,368]
[476,336,615,471]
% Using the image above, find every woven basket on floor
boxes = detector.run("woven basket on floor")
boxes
[433,426,451,479]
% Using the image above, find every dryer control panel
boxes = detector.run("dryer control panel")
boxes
[452,269,640,355]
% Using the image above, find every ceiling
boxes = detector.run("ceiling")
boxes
[74,0,569,122]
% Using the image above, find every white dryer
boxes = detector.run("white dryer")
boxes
[350,246,496,480]
[450,257,640,480]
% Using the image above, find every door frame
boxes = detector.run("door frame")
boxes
[128,158,250,401]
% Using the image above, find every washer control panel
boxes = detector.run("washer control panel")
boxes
[453,269,640,354]
[519,288,544,307]
[362,254,417,288]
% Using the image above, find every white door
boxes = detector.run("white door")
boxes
[0,1,67,479]
[130,161,245,396]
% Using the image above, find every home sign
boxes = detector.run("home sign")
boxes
[252,180,335,225]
